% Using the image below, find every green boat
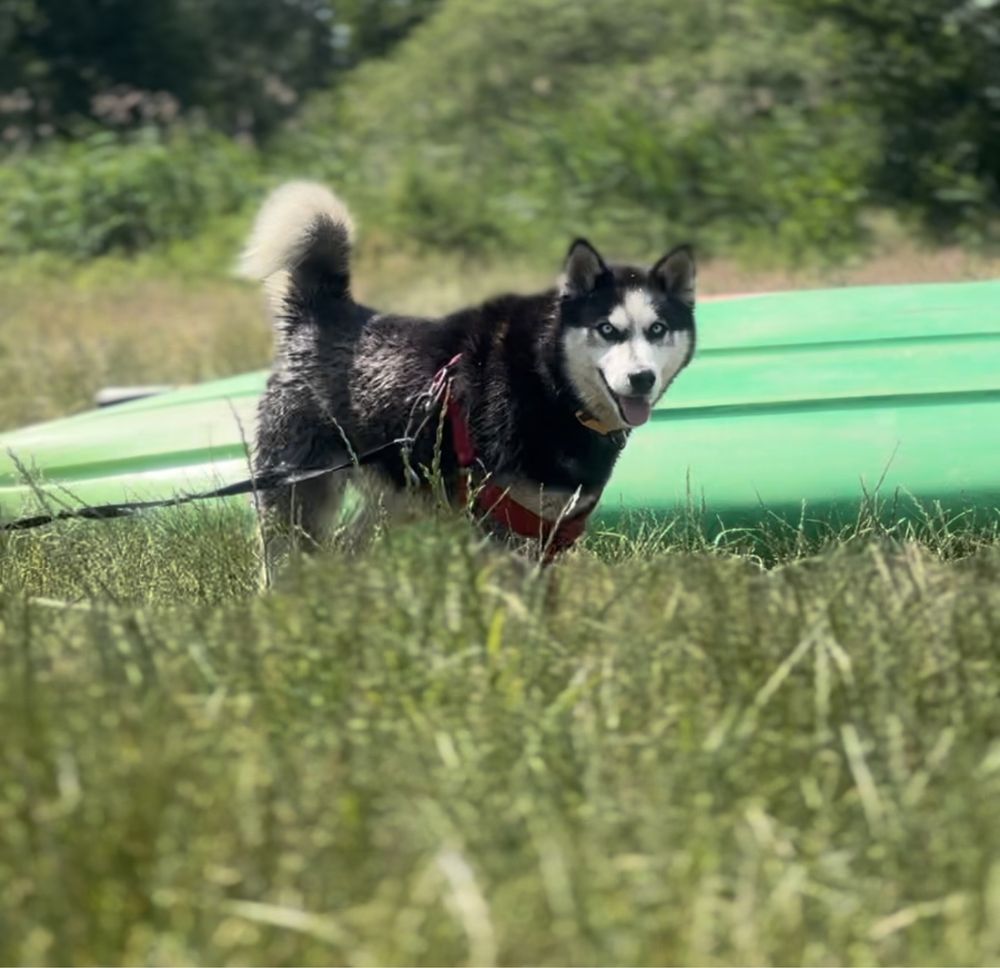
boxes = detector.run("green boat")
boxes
[2,280,999,533]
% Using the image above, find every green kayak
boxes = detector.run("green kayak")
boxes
[2,280,999,531]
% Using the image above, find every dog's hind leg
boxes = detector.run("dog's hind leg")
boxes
[341,466,438,550]
[258,472,348,588]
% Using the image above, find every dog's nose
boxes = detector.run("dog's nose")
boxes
[628,370,656,395]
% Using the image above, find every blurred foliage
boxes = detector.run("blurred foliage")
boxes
[4,518,1000,963]
[777,0,1000,240]
[0,0,439,142]
[283,0,877,261]
[0,127,260,257]
[332,0,443,65]
[0,0,996,262]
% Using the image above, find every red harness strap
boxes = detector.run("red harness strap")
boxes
[438,356,594,559]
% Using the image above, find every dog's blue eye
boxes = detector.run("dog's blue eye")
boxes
[596,322,619,340]
[648,321,667,339]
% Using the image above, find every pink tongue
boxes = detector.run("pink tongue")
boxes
[619,395,652,427]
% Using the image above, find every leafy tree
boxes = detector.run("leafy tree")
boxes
[0,0,440,143]
[332,0,442,65]
[775,0,1000,238]
[289,0,876,260]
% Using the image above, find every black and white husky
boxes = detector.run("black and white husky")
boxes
[241,181,696,570]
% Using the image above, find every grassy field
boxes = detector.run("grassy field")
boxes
[2,244,1000,965]
[3,511,1000,965]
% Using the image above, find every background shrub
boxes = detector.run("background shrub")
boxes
[1,0,997,263]
[279,0,879,262]
[0,127,260,258]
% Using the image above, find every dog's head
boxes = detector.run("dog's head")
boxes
[557,238,696,430]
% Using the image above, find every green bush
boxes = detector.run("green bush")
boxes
[777,0,1000,242]
[3,0,994,265]
[280,0,877,263]
[1,0,440,143]
[0,127,260,258]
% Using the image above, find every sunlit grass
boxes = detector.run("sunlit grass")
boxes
[2,510,1000,965]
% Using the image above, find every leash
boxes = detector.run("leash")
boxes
[2,355,471,536]
[0,437,409,534]
[3,352,620,558]
[1,352,473,535]
[1,358,469,536]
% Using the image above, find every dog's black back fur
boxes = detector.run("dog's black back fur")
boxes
[256,285,624,506]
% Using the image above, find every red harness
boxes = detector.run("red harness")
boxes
[434,354,595,559]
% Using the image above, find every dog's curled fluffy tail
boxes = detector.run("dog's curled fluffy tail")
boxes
[239,181,355,306]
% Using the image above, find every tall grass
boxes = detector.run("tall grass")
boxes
[2,510,1000,964]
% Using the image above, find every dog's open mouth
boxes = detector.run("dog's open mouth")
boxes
[614,394,652,427]
[598,371,653,427]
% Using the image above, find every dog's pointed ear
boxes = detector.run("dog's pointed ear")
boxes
[652,244,696,307]
[561,237,610,297]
